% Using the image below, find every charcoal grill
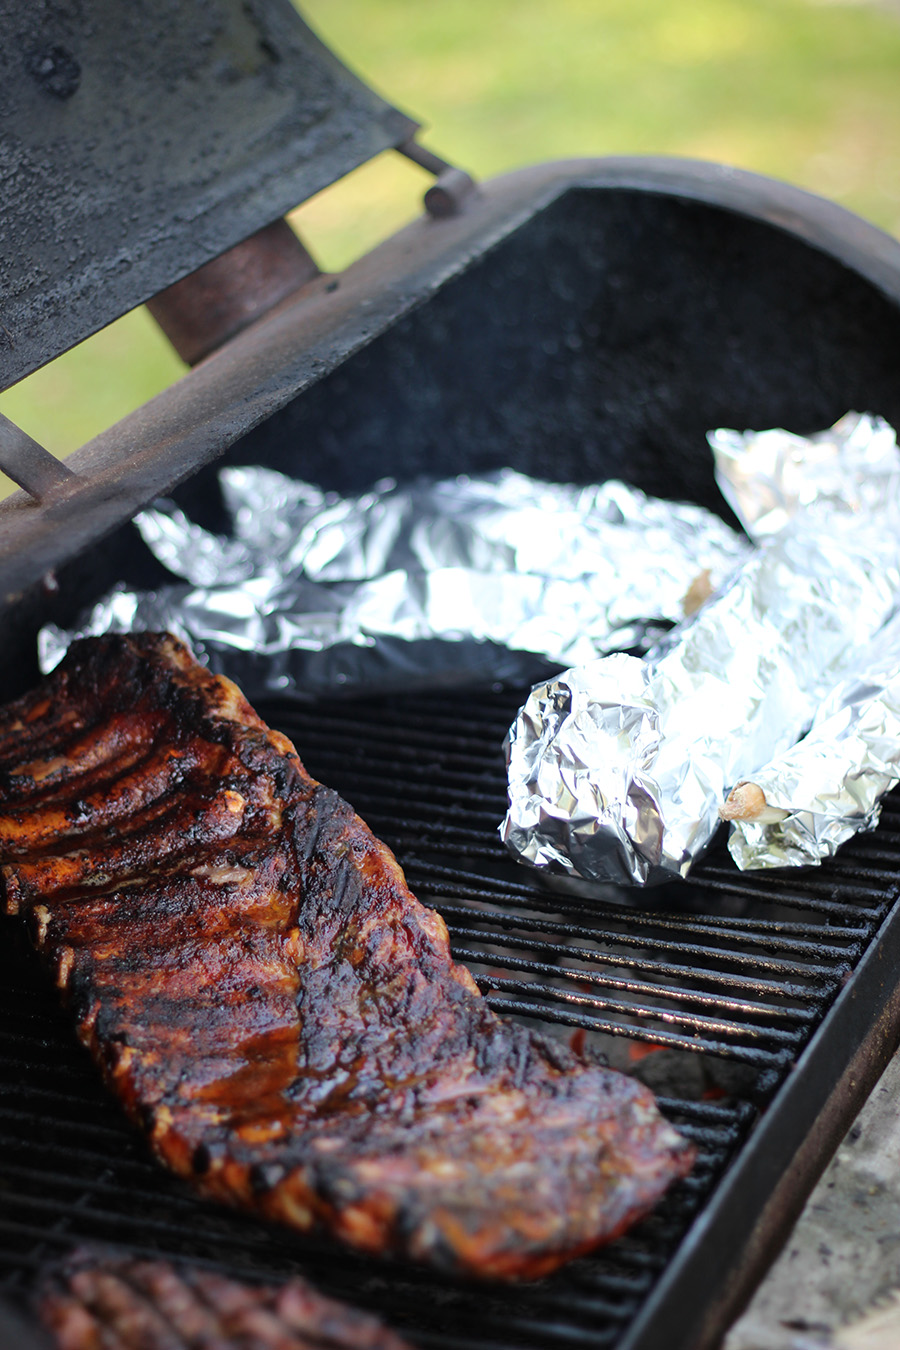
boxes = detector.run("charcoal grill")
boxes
[4,3,900,1348]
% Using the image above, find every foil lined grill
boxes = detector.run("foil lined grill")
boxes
[0,684,898,1349]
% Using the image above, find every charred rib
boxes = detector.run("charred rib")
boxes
[37,1252,413,1350]
[0,633,693,1279]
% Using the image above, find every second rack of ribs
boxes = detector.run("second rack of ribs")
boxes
[0,633,692,1280]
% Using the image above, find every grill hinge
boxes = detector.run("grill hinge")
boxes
[146,220,321,368]
[0,413,76,503]
[397,138,478,217]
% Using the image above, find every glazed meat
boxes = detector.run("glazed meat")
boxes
[0,634,693,1279]
[38,1252,412,1349]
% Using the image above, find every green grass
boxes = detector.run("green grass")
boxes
[4,0,900,477]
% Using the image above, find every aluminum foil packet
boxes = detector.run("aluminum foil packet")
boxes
[40,467,748,699]
[502,413,900,885]
[724,608,900,869]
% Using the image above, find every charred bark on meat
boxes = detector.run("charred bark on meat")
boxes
[0,633,693,1279]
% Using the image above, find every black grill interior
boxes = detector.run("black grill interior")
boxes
[1,681,898,1348]
[20,181,900,717]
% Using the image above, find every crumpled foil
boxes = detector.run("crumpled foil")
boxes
[502,413,900,885]
[40,467,748,698]
[726,608,900,869]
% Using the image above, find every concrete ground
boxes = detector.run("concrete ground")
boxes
[724,1050,900,1350]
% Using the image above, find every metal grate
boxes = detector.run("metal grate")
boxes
[0,682,898,1349]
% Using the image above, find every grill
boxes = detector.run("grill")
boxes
[5,3,900,1346]
[2,683,900,1348]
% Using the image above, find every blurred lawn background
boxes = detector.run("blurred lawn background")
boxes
[3,0,900,467]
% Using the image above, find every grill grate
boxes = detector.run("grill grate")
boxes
[0,682,898,1348]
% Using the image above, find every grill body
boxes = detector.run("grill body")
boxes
[3,160,900,1349]
[6,158,900,669]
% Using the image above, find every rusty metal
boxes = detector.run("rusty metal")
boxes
[146,221,321,367]
[0,0,417,390]
[0,415,75,503]
[397,137,477,216]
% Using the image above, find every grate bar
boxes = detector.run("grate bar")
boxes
[0,1057,100,1084]
[0,1172,227,1220]
[304,757,505,800]
[442,903,861,962]
[374,826,505,859]
[449,938,837,1002]
[363,810,507,841]
[595,1246,668,1273]
[477,976,807,1048]
[472,974,811,1045]
[0,1081,123,1112]
[413,867,873,942]
[1,1193,309,1258]
[654,1095,754,1122]
[0,1028,93,1055]
[280,700,514,736]
[323,773,505,815]
[679,871,892,919]
[285,717,508,765]
[412,1334,600,1350]
[0,1106,136,1141]
[0,1138,156,1176]
[666,1119,744,1145]
[441,913,848,983]
[452,947,821,1021]
[482,996,793,1066]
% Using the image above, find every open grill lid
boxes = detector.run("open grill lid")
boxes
[0,0,417,390]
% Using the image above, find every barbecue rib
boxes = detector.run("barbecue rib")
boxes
[0,634,693,1279]
[38,1253,412,1349]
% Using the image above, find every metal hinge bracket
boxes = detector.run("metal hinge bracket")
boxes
[397,139,477,217]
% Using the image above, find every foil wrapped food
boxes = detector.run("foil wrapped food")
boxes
[502,414,900,885]
[724,608,900,869]
[40,467,748,698]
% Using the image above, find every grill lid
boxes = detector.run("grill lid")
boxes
[0,0,417,391]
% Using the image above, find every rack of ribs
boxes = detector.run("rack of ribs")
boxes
[37,1252,413,1349]
[0,633,693,1279]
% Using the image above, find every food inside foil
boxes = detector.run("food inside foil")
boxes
[40,467,748,698]
[722,608,900,869]
[502,413,900,884]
